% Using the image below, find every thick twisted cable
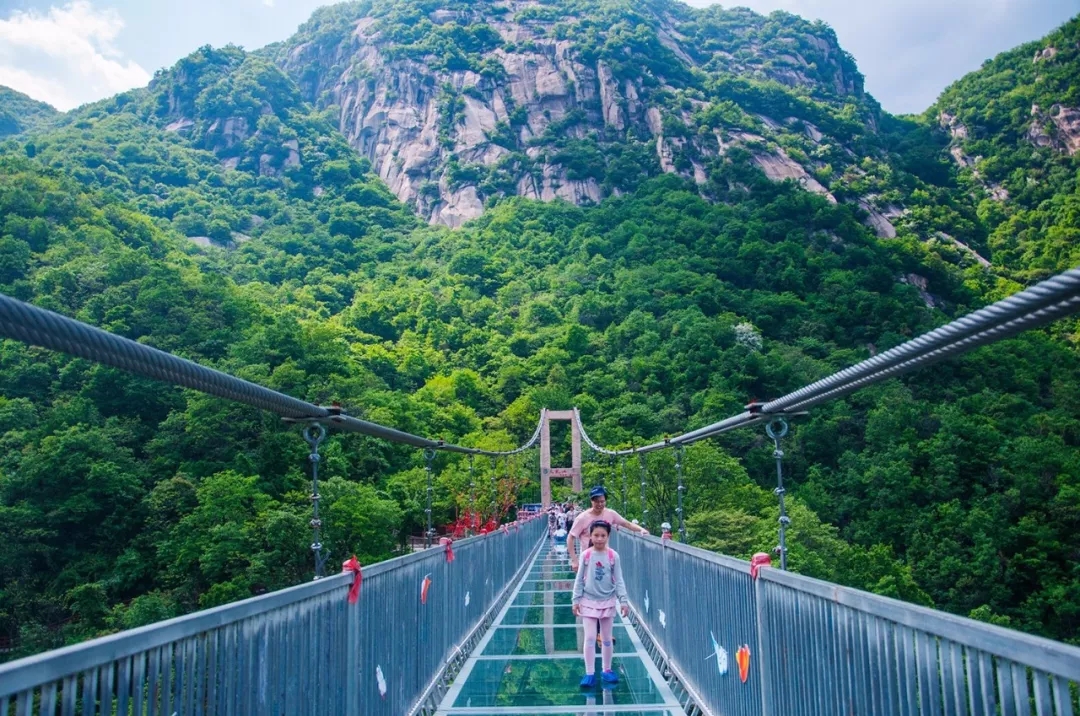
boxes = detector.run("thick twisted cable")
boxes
[780,293,1080,414]
[0,295,538,454]
[0,294,325,419]
[575,267,1080,451]
[760,267,1080,414]
[674,290,1080,444]
[570,406,758,456]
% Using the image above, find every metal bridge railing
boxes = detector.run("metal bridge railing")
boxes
[613,531,1080,716]
[0,518,546,716]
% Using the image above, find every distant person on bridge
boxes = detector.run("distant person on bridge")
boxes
[572,520,629,687]
[568,486,648,572]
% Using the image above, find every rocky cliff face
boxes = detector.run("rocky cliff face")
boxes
[274,0,874,227]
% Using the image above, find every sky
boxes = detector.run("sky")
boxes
[0,0,1077,114]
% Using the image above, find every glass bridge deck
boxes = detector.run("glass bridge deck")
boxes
[435,541,684,716]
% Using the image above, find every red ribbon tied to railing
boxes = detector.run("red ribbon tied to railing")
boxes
[440,537,455,563]
[342,556,362,603]
[750,552,772,580]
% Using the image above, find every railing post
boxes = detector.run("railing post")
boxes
[345,589,359,714]
[753,554,775,716]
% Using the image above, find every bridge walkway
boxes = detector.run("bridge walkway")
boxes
[435,539,683,716]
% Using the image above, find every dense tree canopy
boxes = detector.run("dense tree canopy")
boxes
[0,2,1077,660]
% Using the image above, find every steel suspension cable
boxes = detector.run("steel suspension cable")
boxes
[574,267,1080,453]
[0,294,544,456]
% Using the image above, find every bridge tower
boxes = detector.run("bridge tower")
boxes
[539,409,582,506]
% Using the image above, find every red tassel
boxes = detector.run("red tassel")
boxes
[342,556,362,603]
[750,553,772,580]
[441,537,455,563]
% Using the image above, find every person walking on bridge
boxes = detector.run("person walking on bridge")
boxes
[568,486,648,572]
[572,520,629,687]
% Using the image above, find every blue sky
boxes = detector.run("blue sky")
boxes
[0,0,1076,113]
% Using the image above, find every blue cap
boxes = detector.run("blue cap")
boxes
[589,486,607,499]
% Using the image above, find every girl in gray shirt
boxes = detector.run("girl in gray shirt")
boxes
[571,520,628,688]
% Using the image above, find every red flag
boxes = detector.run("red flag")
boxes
[441,537,455,563]
[342,556,362,604]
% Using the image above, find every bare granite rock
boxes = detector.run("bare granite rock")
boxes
[753,151,836,202]
[274,5,873,227]
[1049,105,1080,155]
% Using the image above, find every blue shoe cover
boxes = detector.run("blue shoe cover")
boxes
[580,673,596,688]
[601,669,619,684]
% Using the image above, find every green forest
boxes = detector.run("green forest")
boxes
[0,0,1078,658]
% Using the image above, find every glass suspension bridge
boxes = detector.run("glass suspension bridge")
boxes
[1,269,1080,715]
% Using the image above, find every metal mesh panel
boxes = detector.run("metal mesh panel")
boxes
[0,519,546,715]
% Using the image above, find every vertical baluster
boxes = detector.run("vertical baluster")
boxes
[147,647,160,716]
[83,669,99,716]
[221,625,233,716]
[979,652,997,716]
[116,656,131,716]
[858,612,873,716]
[916,632,940,716]
[40,683,58,716]
[997,658,1018,716]
[161,644,174,716]
[60,674,77,716]
[194,635,206,716]
[1052,676,1074,716]
[949,642,968,716]
[867,615,883,716]
[882,621,899,716]
[14,689,32,716]
[100,663,114,716]
[939,641,957,716]
[211,629,222,716]
[1031,672,1053,716]
[899,627,918,716]
[1012,664,1030,715]
[284,614,297,716]
[812,596,830,716]
[131,652,145,716]
[184,637,196,716]
[174,639,186,716]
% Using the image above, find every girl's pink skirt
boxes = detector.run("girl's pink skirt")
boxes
[578,597,617,619]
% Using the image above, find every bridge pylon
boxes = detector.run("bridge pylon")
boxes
[539,409,582,506]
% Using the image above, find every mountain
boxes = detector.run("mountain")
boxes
[266,0,894,228]
[0,87,59,138]
[0,2,1078,656]
[931,17,1080,282]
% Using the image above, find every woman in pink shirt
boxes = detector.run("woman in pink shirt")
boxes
[568,486,649,571]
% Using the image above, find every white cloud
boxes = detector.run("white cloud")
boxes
[262,0,276,6]
[686,0,1077,114]
[0,1,151,111]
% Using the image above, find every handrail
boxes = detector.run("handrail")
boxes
[614,531,1080,716]
[760,566,1080,681]
[0,518,548,715]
